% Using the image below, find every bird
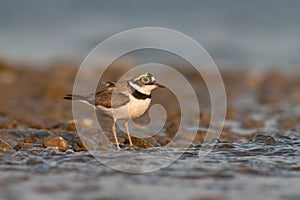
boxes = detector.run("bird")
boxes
[64,72,165,150]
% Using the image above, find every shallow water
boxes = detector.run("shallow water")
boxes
[1,130,300,200]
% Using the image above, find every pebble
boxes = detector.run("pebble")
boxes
[73,138,88,152]
[125,137,152,148]
[0,138,13,151]
[251,134,276,145]
[30,130,53,139]
[14,142,34,151]
[215,142,236,150]
[42,135,69,151]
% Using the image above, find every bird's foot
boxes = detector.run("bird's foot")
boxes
[124,139,134,147]
[118,143,125,149]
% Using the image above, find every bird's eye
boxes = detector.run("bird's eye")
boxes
[141,77,150,84]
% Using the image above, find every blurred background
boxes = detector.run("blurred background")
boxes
[1,2,300,200]
[0,0,299,70]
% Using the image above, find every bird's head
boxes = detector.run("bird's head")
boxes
[129,72,165,95]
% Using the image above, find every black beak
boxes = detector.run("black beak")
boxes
[155,83,165,88]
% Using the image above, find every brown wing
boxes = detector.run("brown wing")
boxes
[93,91,129,108]
[83,81,129,108]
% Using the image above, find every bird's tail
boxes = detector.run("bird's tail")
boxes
[63,94,95,108]
[63,94,87,101]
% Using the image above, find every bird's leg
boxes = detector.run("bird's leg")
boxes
[125,120,133,146]
[112,120,120,150]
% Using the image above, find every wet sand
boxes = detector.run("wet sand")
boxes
[1,60,300,200]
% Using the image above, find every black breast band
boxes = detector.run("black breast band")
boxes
[128,81,152,99]
[132,90,151,99]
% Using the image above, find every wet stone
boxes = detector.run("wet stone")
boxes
[42,135,69,151]
[14,142,34,151]
[57,132,77,146]
[30,130,53,139]
[124,137,153,148]
[20,137,38,144]
[251,134,276,145]
[215,142,236,150]
[73,138,88,152]
[0,138,13,151]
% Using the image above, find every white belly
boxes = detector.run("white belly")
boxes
[127,97,151,119]
[97,97,151,120]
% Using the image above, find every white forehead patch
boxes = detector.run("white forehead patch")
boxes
[132,73,156,83]
[133,73,148,81]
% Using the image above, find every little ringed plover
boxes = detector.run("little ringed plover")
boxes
[64,72,165,150]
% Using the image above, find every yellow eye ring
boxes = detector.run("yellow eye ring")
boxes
[141,77,150,84]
